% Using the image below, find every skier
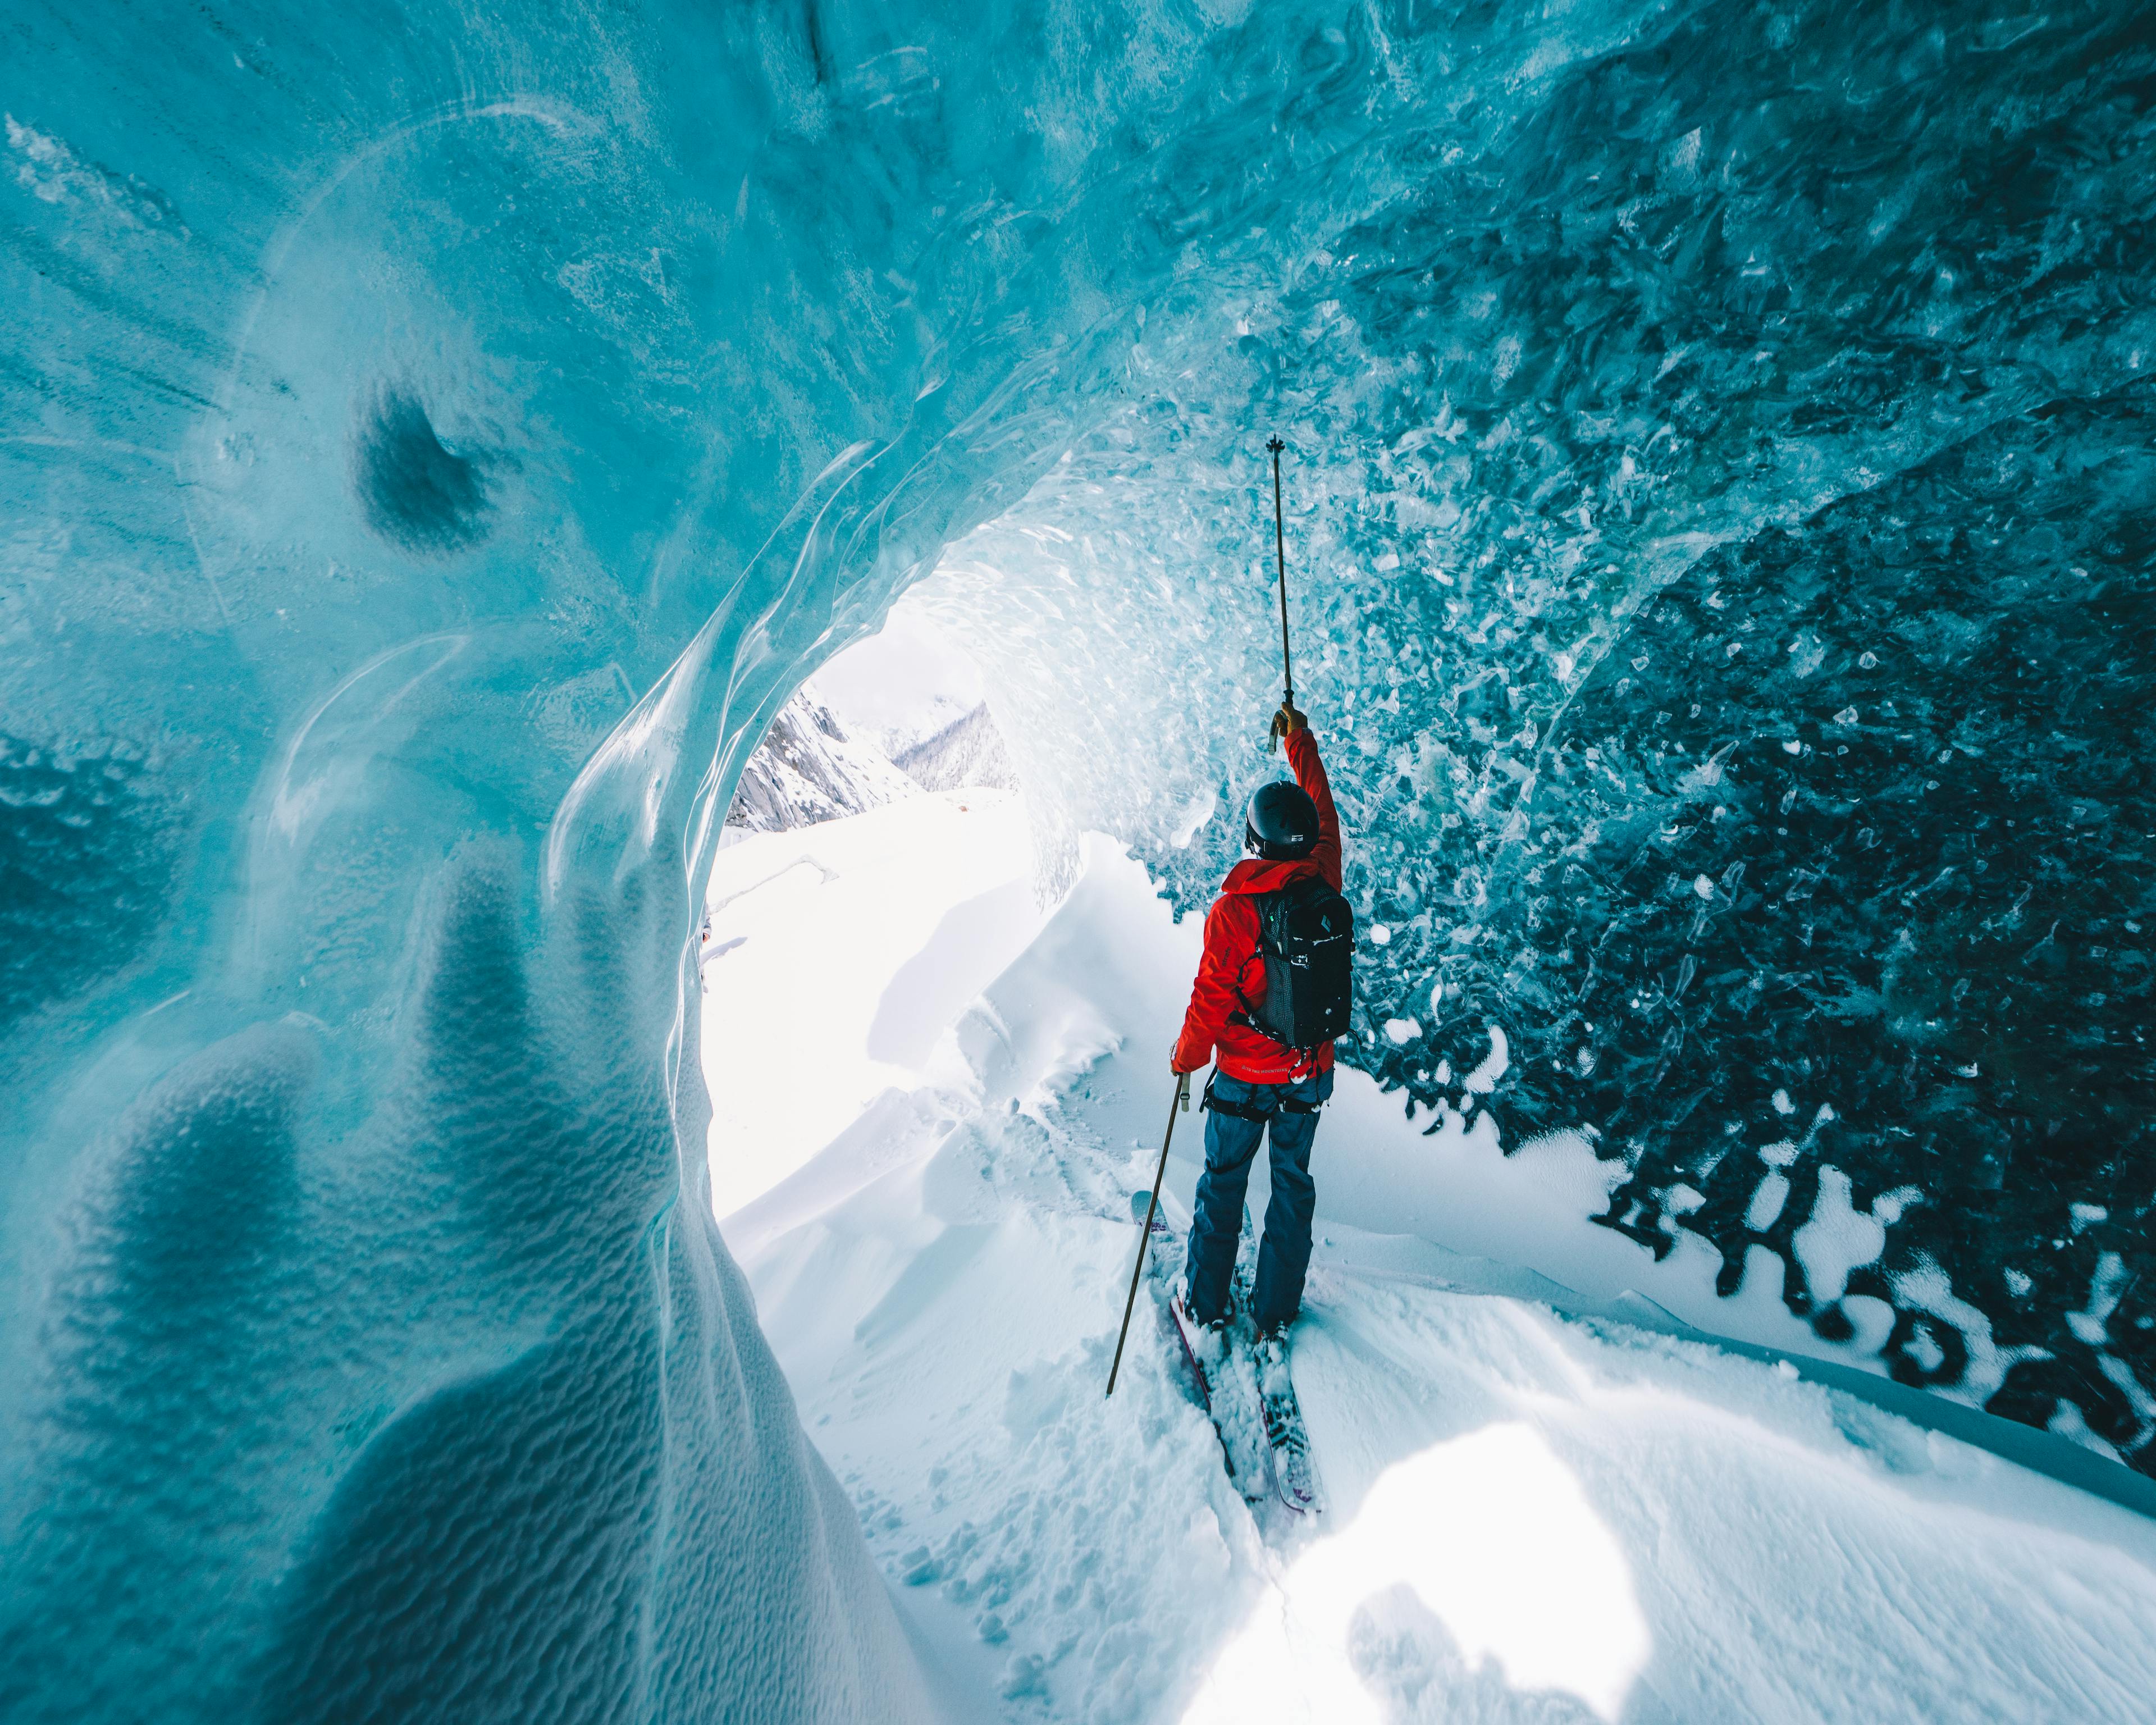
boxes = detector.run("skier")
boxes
[1171,699,1350,1359]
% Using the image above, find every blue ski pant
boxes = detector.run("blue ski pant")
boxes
[1184,1067,1332,1334]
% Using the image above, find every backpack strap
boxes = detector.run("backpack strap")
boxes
[1226,888,1290,1045]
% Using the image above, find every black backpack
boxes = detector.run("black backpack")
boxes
[1240,875,1355,1052]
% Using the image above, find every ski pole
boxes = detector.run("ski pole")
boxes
[1265,436,1293,753]
[1106,1070,1191,1398]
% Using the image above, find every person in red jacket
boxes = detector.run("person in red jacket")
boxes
[1171,700,1341,1342]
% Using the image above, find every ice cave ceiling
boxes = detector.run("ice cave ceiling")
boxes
[2,0,2153,1713]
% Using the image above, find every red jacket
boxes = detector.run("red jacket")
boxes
[1173,726,1344,1083]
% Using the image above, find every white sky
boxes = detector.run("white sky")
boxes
[812,601,985,750]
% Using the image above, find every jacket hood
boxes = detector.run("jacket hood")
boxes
[1221,856,1326,896]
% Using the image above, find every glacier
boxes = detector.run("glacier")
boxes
[2,0,2153,1715]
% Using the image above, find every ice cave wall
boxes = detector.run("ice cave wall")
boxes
[915,4,2156,1469]
[0,0,1276,1713]
[3,1,2153,1714]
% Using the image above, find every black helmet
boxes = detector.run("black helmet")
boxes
[1245,780,1320,860]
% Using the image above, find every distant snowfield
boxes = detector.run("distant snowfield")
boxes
[701,804,2156,1724]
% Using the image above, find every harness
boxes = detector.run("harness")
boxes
[1201,1073,1322,1120]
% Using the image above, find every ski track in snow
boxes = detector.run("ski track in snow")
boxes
[706,801,2156,1724]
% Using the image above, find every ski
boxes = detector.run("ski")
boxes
[1166,1288,1217,1409]
[1167,1289,1275,1504]
[1139,1194,1265,1503]
[1131,1186,1220,1417]
[1255,1335,1319,1514]
[1132,1193,1289,1510]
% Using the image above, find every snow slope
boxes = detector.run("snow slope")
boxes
[702,788,1047,1217]
[705,815,2156,1724]
[896,703,1021,794]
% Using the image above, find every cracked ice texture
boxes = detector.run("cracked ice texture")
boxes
[913,7,2156,1467]
[1,3,2153,1714]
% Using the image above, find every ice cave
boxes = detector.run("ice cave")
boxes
[3,2,2154,1720]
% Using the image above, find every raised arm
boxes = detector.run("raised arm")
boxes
[1282,721,1341,890]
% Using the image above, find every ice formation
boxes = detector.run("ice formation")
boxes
[907,9,2156,1461]
[3,0,2152,1715]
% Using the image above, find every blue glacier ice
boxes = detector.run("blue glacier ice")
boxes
[2,0,2153,1714]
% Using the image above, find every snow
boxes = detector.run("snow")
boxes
[1792,1166,1886,1304]
[812,603,990,757]
[2069,1254,2131,1348]
[1187,1419,1650,1724]
[1744,1170,1790,1230]
[702,788,1046,1217]
[1459,1024,1509,1094]
[705,811,2156,1724]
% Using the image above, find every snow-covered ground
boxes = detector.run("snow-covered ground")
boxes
[701,801,2156,1723]
[702,787,1048,1217]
